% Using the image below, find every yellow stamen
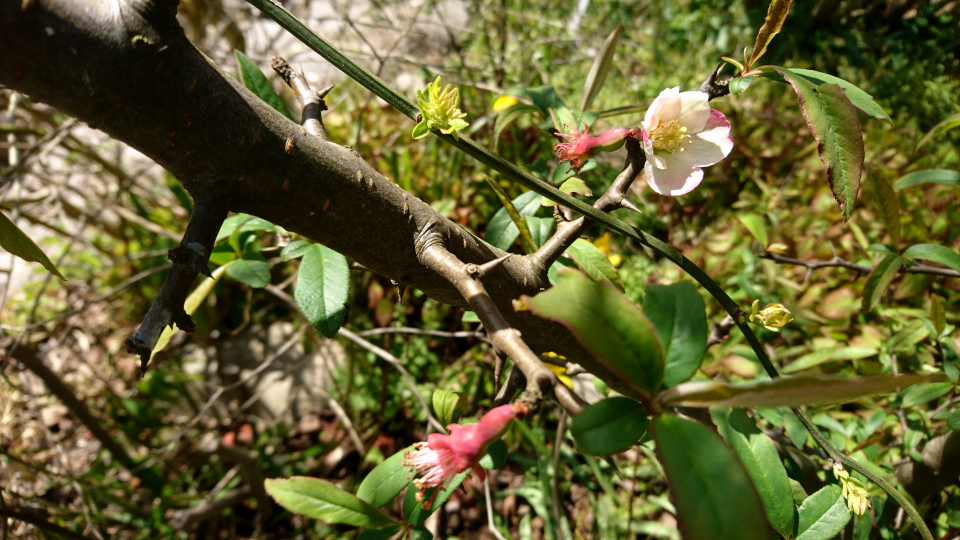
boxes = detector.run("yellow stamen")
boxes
[651,120,690,153]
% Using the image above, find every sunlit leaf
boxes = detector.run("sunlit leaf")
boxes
[522,270,664,396]
[900,382,954,408]
[571,397,648,455]
[265,477,396,527]
[738,213,769,247]
[653,415,770,540]
[0,210,65,280]
[711,408,795,539]
[773,67,864,220]
[730,76,755,95]
[432,389,464,426]
[788,69,891,122]
[580,23,622,112]
[151,262,233,359]
[235,50,294,120]
[894,169,960,189]
[656,373,939,408]
[281,240,311,261]
[642,282,707,387]
[216,213,278,243]
[294,244,349,338]
[566,238,623,289]
[796,485,851,540]
[357,446,414,509]
[931,295,946,339]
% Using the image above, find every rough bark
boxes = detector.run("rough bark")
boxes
[0,0,638,397]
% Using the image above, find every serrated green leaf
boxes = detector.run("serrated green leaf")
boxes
[900,382,954,408]
[281,240,311,261]
[894,169,960,189]
[653,415,770,540]
[789,69,891,122]
[862,253,902,312]
[522,270,664,396]
[265,477,396,527]
[774,67,864,221]
[866,172,900,250]
[432,389,463,426]
[566,238,623,289]
[570,397,648,455]
[580,23,622,112]
[235,50,294,120]
[226,252,270,288]
[485,191,541,251]
[0,210,65,280]
[903,244,960,273]
[796,485,851,540]
[357,446,414,509]
[656,373,939,409]
[738,213,769,247]
[747,0,793,69]
[642,282,707,387]
[711,408,795,539]
[294,244,349,338]
[917,112,960,149]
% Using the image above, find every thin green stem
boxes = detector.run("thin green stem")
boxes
[244,2,933,536]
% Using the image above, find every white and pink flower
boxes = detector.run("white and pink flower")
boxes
[639,87,734,196]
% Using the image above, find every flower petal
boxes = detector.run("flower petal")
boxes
[644,160,704,196]
[671,109,733,168]
[675,91,711,133]
[643,87,680,129]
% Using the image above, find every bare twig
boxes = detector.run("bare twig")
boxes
[706,315,736,348]
[761,252,960,279]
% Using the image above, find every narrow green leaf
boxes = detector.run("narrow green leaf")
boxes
[796,485,851,540]
[0,210,65,280]
[917,111,960,149]
[903,244,960,273]
[656,373,940,409]
[580,23,622,112]
[265,477,396,527]
[894,169,960,189]
[900,382,954,408]
[866,172,900,250]
[294,244,350,338]
[789,69,891,122]
[484,190,541,251]
[774,67,864,221]
[281,240,311,261]
[226,252,270,288]
[738,214,769,247]
[565,239,623,289]
[432,389,463,426]
[570,397,648,455]
[642,282,708,387]
[357,526,403,540]
[711,408,795,539]
[357,446,414,509]
[522,270,664,396]
[862,253,902,312]
[652,415,770,540]
[235,50,294,120]
[931,295,946,339]
[747,0,793,69]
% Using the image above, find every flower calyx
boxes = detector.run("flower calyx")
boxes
[554,123,642,171]
[412,76,469,140]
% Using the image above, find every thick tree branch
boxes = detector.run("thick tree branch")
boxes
[0,0,644,396]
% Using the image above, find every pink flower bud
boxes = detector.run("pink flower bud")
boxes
[554,124,642,171]
[403,403,528,509]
